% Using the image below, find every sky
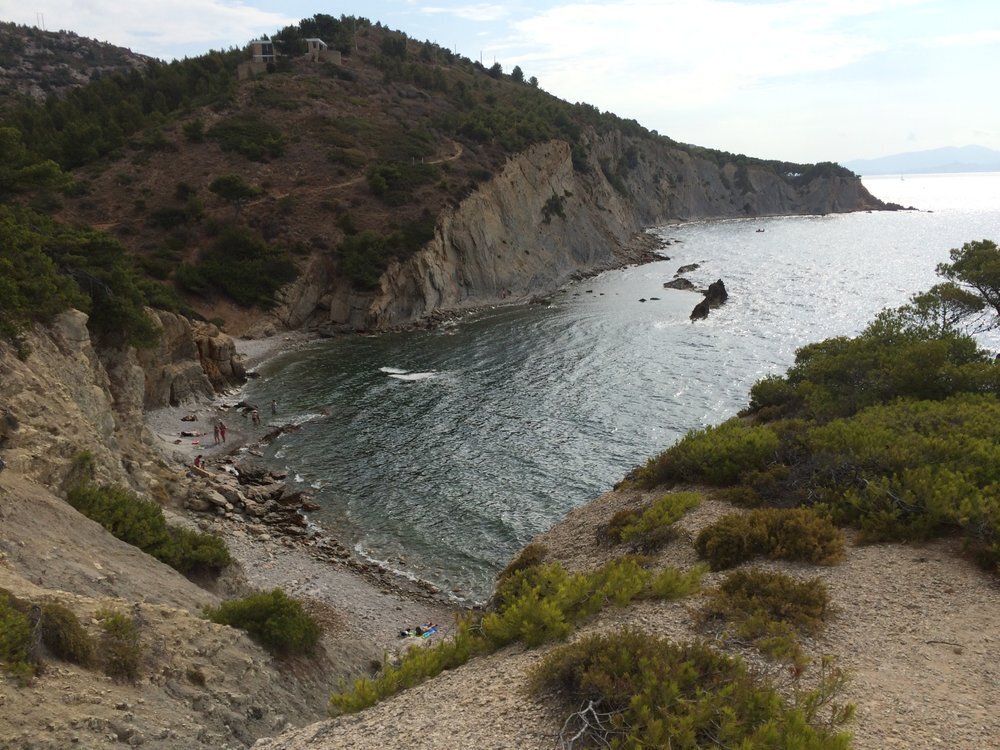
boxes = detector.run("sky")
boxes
[3,0,999,164]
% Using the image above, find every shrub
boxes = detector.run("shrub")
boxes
[66,482,231,576]
[330,557,703,716]
[193,226,298,308]
[0,590,36,684]
[635,420,780,489]
[532,628,851,749]
[39,602,94,666]
[495,542,547,584]
[97,608,144,681]
[695,507,845,571]
[207,113,284,160]
[205,589,321,655]
[699,569,830,664]
[603,491,701,548]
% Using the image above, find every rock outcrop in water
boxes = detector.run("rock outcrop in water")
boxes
[690,279,729,321]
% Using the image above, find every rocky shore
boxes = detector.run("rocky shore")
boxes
[144,332,462,661]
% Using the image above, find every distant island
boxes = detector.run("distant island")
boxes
[842,144,1000,175]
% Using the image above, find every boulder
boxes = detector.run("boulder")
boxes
[663,278,696,291]
[676,263,700,274]
[690,279,729,321]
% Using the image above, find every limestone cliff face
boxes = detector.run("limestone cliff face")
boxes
[134,310,246,409]
[0,310,153,492]
[308,131,883,332]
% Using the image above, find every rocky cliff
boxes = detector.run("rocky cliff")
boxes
[284,131,884,333]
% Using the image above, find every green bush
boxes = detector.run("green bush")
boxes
[532,628,851,749]
[699,569,830,664]
[97,608,143,681]
[192,226,297,308]
[205,589,321,655]
[331,557,704,716]
[603,491,701,548]
[695,508,844,571]
[207,113,285,160]
[495,542,547,584]
[0,590,36,684]
[635,420,780,489]
[66,482,231,576]
[748,311,995,422]
[39,602,94,666]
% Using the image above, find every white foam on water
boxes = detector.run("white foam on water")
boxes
[389,371,438,382]
[379,366,409,374]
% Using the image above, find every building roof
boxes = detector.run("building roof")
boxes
[304,38,328,47]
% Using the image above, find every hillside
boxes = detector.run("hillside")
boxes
[0,21,149,108]
[2,15,887,342]
[842,145,1000,175]
[0,13,923,750]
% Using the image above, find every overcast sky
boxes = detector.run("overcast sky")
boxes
[4,0,999,164]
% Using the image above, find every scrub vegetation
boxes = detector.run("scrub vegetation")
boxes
[631,239,1000,574]
[0,13,859,344]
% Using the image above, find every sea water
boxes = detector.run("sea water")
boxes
[240,173,1000,602]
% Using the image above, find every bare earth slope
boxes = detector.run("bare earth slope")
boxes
[253,492,1000,750]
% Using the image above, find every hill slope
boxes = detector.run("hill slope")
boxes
[3,16,886,339]
[843,145,1000,175]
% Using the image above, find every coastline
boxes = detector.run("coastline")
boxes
[146,330,461,663]
[144,231,674,658]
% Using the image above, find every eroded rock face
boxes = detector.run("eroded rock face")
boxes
[135,311,245,408]
[328,131,884,332]
[0,311,149,491]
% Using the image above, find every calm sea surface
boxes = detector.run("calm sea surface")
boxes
[241,172,1000,602]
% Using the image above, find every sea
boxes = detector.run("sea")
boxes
[238,172,1000,603]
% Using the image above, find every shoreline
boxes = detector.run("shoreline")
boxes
[144,232,675,651]
[146,331,462,660]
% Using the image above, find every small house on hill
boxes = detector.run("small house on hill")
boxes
[249,39,276,63]
[305,38,341,64]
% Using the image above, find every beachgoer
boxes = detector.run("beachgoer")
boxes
[252,410,260,426]
[218,422,227,442]
[213,424,220,445]
[193,454,203,468]
[271,399,277,415]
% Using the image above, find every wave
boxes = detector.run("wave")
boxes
[379,366,409,374]
[389,372,439,382]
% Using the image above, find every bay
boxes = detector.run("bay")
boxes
[241,173,1000,603]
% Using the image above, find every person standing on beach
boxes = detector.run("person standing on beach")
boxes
[218,421,227,442]
[271,399,277,415]
[213,424,220,445]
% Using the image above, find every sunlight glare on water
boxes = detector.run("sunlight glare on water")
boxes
[242,173,1000,602]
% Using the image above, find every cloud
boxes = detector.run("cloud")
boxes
[923,28,1000,48]
[419,3,511,23]
[499,0,911,110]
[0,0,294,59]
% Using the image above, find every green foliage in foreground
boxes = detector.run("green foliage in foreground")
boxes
[603,491,701,549]
[0,591,35,684]
[329,557,704,716]
[1,590,97,685]
[699,569,831,666]
[205,589,321,656]
[632,297,1000,573]
[695,508,845,571]
[634,420,780,489]
[532,628,852,750]
[66,483,231,576]
[97,607,144,682]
